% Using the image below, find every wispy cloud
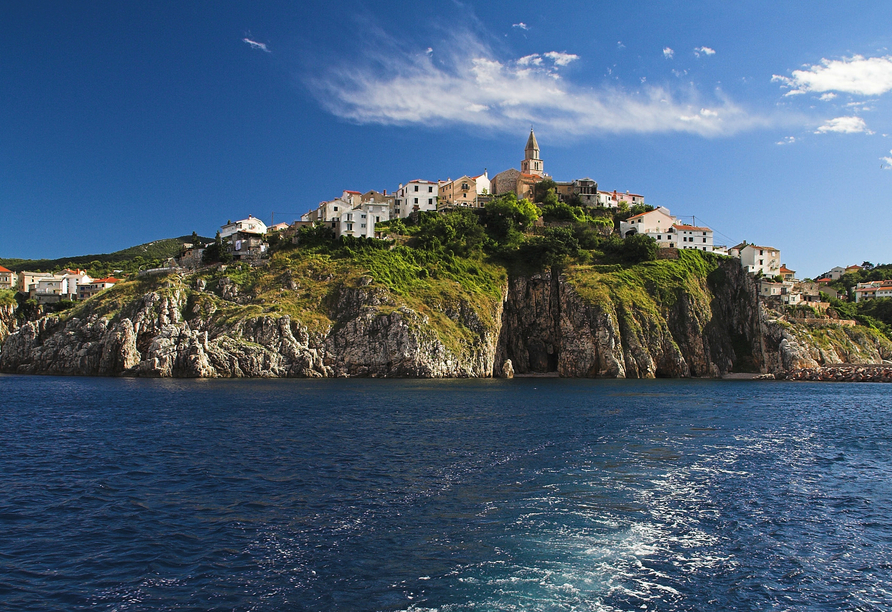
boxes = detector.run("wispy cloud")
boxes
[512,22,529,30]
[543,51,579,67]
[776,136,796,145]
[663,47,674,59]
[243,38,271,53]
[815,116,872,134]
[819,92,837,101]
[773,55,892,96]
[694,46,716,58]
[881,150,892,168]
[305,30,773,138]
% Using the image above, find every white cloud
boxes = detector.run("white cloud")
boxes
[426,47,433,55]
[694,46,716,58]
[773,55,892,96]
[881,150,892,168]
[305,30,773,138]
[512,22,529,30]
[243,38,270,53]
[814,116,872,134]
[819,92,837,101]
[663,47,674,59]
[617,41,625,49]
[517,54,543,66]
[543,51,579,67]
[776,136,796,145]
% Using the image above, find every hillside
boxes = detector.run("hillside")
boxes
[1,199,890,378]
[0,236,209,276]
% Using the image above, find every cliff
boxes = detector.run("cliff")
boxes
[2,250,890,378]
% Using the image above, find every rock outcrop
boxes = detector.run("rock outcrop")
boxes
[2,256,890,378]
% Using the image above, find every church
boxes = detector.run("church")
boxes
[491,129,547,200]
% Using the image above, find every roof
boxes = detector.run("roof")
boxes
[816,277,832,283]
[0,265,11,273]
[779,265,795,274]
[409,179,435,184]
[525,129,539,151]
[673,224,711,231]
[344,190,361,194]
[91,277,120,284]
[742,244,778,251]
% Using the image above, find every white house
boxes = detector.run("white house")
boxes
[854,280,892,303]
[33,269,92,303]
[619,206,675,237]
[0,266,14,291]
[220,215,267,239]
[336,202,391,239]
[729,243,781,277]
[598,190,645,209]
[394,180,438,217]
[673,224,714,251]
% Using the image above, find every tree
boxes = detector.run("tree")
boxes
[485,193,540,242]
[533,178,558,203]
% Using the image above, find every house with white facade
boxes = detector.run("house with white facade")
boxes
[854,280,892,303]
[220,215,267,239]
[619,206,675,238]
[729,243,781,277]
[336,201,391,239]
[394,180,438,218]
[33,269,92,303]
[78,277,120,300]
[673,224,714,251]
[597,190,645,209]
[0,266,14,291]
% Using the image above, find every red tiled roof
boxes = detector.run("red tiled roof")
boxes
[673,224,710,231]
[92,277,120,284]
[344,190,361,194]
[779,265,795,274]
[0,265,11,273]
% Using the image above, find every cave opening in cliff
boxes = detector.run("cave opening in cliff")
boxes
[546,350,559,372]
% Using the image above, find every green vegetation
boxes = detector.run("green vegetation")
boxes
[0,289,16,306]
[0,235,209,279]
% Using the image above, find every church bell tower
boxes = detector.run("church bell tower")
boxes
[521,129,544,176]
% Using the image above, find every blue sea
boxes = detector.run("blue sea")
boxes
[1,375,891,611]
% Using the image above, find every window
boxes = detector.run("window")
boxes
[414,185,419,192]
[428,198,433,205]
[414,198,418,204]
[760,250,764,255]
[702,238,706,243]
[428,186,433,193]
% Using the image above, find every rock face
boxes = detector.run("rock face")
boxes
[0,279,500,378]
[2,258,890,378]
[496,261,763,378]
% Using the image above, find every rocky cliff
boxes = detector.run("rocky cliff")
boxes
[1,252,890,378]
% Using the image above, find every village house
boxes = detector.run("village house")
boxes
[438,171,491,209]
[597,190,645,209]
[779,265,796,281]
[33,269,92,304]
[554,178,600,206]
[18,271,53,293]
[78,277,120,300]
[673,223,714,252]
[854,280,892,303]
[220,217,268,261]
[394,180,438,218]
[336,201,391,239]
[728,243,781,277]
[220,215,267,239]
[0,266,15,291]
[619,206,676,238]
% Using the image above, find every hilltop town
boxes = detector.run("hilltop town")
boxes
[1,131,884,318]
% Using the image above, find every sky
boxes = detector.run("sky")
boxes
[2,1,892,277]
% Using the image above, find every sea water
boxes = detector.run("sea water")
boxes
[1,375,890,611]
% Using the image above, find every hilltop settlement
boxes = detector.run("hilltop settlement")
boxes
[2,131,879,310]
[1,131,891,380]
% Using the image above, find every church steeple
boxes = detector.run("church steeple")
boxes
[521,129,543,176]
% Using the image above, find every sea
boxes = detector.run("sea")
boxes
[1,375,890,611]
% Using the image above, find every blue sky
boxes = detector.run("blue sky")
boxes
[3,1,892,276]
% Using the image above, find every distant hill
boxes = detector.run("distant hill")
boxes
[0,236,210,272]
